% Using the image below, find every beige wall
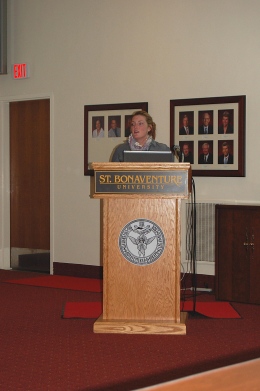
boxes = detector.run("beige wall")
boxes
[1,0,260,273]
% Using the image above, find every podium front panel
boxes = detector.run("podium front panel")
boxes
[102,197,181,322]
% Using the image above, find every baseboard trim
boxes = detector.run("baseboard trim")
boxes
[53,262,103,279]
[182,260,215,276]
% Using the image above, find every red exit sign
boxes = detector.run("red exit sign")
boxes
[12,63,30,79]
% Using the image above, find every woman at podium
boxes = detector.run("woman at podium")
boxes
[111,110,173,162]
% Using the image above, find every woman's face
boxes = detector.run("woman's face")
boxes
[130,115,151,145]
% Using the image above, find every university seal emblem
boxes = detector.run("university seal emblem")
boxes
[118,219,165,266]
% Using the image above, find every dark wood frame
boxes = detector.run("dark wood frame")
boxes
[84,102,148,176]
[170,95,246,177]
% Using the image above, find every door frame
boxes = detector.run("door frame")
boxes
[0,93,54,273]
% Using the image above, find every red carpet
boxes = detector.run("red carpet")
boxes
[62,300,241,319]
[1,270,258,391]
[6,275,102,292]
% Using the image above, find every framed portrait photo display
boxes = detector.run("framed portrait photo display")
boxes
[170,95,246,177]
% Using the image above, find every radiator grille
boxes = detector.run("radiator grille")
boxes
[186,203,215,263]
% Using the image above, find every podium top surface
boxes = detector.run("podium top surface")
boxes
[92,162,191,172]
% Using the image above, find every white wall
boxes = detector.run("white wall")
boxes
[1,0,260,273]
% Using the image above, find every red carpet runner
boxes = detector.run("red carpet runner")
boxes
[181,300,241,318]
[62,302,103,318]
[62,300,241,319]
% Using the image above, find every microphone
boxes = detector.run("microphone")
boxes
[171,145,181,161]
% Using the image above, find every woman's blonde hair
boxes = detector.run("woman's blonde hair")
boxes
[131,110,156,139]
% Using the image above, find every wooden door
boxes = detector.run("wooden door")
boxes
[249,209,260,303]
[10,99,50,271]
[216,205,260,304]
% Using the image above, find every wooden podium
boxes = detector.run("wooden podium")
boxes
[91,162,192,335]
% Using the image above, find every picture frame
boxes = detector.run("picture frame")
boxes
[170,95,246,177]
[84,102,148,176]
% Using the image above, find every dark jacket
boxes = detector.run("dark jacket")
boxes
[179,126,194,135]
[198,153,213,164]
[198,125,213,134]
[218,154,233,164]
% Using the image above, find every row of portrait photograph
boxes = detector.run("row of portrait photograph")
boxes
[85,96,245,176]
[92,109,236,139]
[179,140,234,165]
[179,109,234,135]
[92,115,133,138]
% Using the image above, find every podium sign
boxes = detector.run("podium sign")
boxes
[93,162,191,196]
[95,168,189,195]
[91,162,191,335]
